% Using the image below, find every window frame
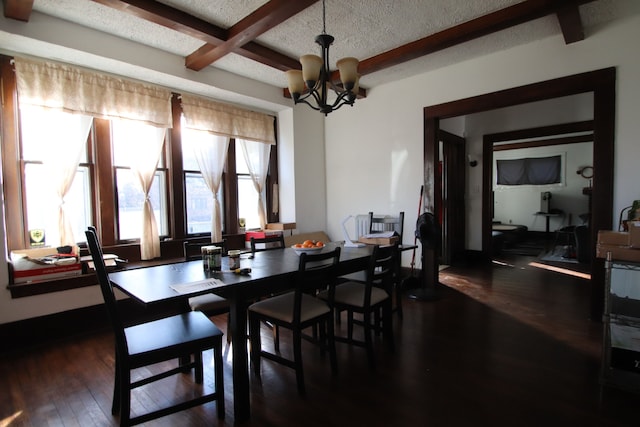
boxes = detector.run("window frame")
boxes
[0,55,279,260]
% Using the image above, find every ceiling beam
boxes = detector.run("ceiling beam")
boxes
[556,4,585,44]
[92,0,308,72]
[358,0,595,76]
[185,0,318,71]
[3,0,34,22]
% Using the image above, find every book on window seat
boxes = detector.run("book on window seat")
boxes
[10,247,82,284]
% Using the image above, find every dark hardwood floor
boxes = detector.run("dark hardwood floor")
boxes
[2,255,639,426]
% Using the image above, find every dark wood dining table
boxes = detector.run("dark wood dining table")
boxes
[108,242,374,422]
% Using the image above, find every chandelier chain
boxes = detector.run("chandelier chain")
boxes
[322,0,327,35]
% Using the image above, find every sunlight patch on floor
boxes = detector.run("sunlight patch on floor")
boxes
[1,411,23,426]
[528,261,592,280]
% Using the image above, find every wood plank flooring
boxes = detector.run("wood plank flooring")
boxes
[1,255,639,426]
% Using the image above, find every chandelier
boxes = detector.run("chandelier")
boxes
[285,0,359,115]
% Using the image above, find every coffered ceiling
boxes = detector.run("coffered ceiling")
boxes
[1,0,630,100]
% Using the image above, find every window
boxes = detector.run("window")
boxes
[0,55,279,257]
[20,107,93,247]
[236,140,261,230]
[496,155,562,186]
[112,120,168,240]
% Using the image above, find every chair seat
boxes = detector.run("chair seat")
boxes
[188,293,228,313]
[249,292,330,324]
[319,281,389,308]
[125,312,223,361]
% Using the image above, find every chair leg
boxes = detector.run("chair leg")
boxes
[383,300,395,353]
[395,281,403,319]
[249,314,262,377]
[327,318,338,375]
[213,341,225,419]
[112,357,121,415]
[273,324,280,352]
[363,311,375,371]
[293,329,305,396]
[194,351,204,383]
[347,311,354,340]
[120,369,131,427]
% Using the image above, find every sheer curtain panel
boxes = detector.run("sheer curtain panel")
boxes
[239,139,271,230]
[184,128,230,242]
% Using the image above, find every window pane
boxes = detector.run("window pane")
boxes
[24,163,91,246]
[236,140,250,174]
[238,175,260,230]
[20,108,90,163]
[185,172,224,234]
[116,168,167,240]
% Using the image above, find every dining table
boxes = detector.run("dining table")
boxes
[108,242,374,422]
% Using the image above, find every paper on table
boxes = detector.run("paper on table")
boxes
[362,231,396,238]
[171,278,225,294]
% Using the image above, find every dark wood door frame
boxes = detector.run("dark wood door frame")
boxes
[424,67,615,319]
[439,130,466,265]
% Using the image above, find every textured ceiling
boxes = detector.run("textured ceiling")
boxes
[24,0,628,92]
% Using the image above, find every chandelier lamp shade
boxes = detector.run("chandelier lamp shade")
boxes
[285,0,359,115]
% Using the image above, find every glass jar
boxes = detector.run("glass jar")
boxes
[228,249,241,270]
[202,245,222,271]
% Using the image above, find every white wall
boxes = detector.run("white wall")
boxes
[325,11,640,269]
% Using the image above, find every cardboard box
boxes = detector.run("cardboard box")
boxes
[358,235,400,246]
[265,222,296,231]
[598,230,630,247]
[628,221,640,249]
[596,244,640,262]
[10,247,82,283]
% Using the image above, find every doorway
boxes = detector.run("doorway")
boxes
[424,68,615,319]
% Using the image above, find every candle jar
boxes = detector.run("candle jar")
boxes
[228,249,241,270]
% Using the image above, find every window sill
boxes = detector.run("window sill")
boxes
[7,258,183,299]
[6,233,248,299]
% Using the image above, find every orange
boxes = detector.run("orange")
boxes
[294,243,303,248]
[303,239,314,246]
[315,241,324,247]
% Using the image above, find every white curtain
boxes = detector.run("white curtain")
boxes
[116,120,167,260]
[181,94,275,237]
[14,57,172,127]
[185,128,230,242]
[181,94,275,144]
[21,108,93,246]
[239,139,271,230]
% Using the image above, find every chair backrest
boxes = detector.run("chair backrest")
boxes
[368,211,405,243]
[293,247,341,324]
[85,228,127,354]
[364,243,399,304]
[183,240,225,261]
[250,234,285,253]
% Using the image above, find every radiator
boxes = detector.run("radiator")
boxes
[354,214,370,239]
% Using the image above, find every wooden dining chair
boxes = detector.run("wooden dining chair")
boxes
[85,229,225,426]
[248,247,341,396]
[250,234,286,253]
[320,244,397,370]
[250,233,286,349]
[184,241,232,343]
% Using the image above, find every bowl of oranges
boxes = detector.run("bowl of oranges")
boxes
[292,239,325,255]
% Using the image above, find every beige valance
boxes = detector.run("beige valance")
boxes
[14,57,172,128]
[181,94,275,145]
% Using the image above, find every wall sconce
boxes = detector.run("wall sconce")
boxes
[468,155,478,167]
